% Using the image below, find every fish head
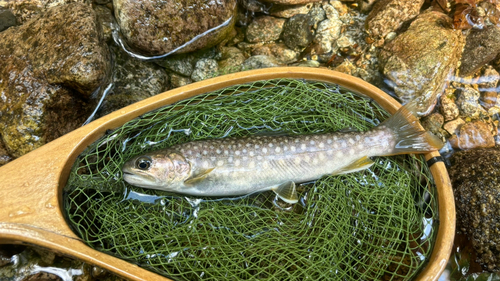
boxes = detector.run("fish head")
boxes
[122,150,191,191]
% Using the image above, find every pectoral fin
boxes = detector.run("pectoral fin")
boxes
[272,181,298,204]
[184,167,215,185]
[334,156,374,175]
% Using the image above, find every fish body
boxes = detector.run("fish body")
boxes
[122,104,442,203]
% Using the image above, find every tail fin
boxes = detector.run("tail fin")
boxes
[381,101,443,155]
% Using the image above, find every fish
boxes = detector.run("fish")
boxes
[122,103,443,204]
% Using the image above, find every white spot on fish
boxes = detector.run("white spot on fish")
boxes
[319,153,326,160]
[217,160,224,166]
[294,157,301,165]
[268,143,274,148]
[313,158,319,165]
[295,138,300,143]
[228,157,233,163]
[246,143,251,147]
[257,156,263,160]
[193,146,199,150]
[310,140,315,145]
[333,143,339,149]
[263,148,268,153]
[187,150,192,155]
[203,150,208,155]
[304,155,311,162]
[216,149,221,154]
[255,144,260,149]
[275,147,281,153]
[301,144,306,150]
[235,160,241,166]
[235,151,241,155]
[243,156,248,161]
[243,149,247,153]
[342,142,347,148]
[336,151,343,158]
[327,139,333,144]
[210,157,216,162]
[319,142,324,148]
[356,135,361,141]
[249,161,256,168]
[291,146,296,152]
[249,151,255,157]
[327,150,334,156]
[224,150,229,155]
[283,146,288,151]
[203,161,210,168]
[348,138,355,145]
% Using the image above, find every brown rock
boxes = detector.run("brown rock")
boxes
[0,139,13,167]
[269,3,314,18]
[114,0,237,56]
[5,0,89,23]
[449,120,496,149]
[420,112,444,134]
[378,11,465,115]
[366,0,425,40]
[0,3,110,157]
[444,118,465,135]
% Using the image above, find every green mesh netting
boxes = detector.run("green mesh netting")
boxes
[64,79,438,281]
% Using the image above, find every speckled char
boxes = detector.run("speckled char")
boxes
[170,130,396,196]
[113,0,237,56]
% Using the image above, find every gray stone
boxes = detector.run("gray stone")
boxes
[378,11,465,116]
[366,0,425,40]
[252,43,299,65]
[170,73,193,88]
[113,0,237,56]
[0,139,13,167]
[259,0,322,4]
[281,14,314,50]
[456,86,482,118]
[241,55,280,70]
[191,58,219,82]
[311,3,342,55]
[269,3,314,18]
[459,25,500,76]
[245,15,286,43]
[420,112,444,135]
[156,48,219,77]
[0,8,17,32]
[218,47,246,73]
[239,0,271,13]
[0,3,109,157]
[96,47,169,118]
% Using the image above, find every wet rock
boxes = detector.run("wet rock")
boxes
[252,43,299,64]
[114,0,237,56]
[259,0,321,4]
[295,59,320,67]
[269,3,314,18]
[444,118,465,135]
[281,13,315,50]
[170,73,193,88]
[156,48,219,77]
[357,0,377,13]
[440,90,460,121]
[245,15,286,43]
[22,272,62,281]
[239,0,271,13]
[96,47,168,118]
[478,66,500,110]
[93,4,116,43]
[378,11,465,115]
[5,0,90,23]
[456,86,483,118]
[420,112,444,135]
[334,59,357,75]
[0,3,109,157]
[310,3,342,55]
[365,0,425,41]
[218,46,246,73]
[0,139,13,167]
[459,25,500,76]
[191,58,218,82]
[449,147,500,271]
[0,8,17,32]
[449,120,496,149]
[241,55,280,70]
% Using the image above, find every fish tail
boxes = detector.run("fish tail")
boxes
[381,100,443,155]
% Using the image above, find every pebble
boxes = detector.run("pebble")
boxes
[444,118,466,135]
[449,120,496,149]
[245,15,286,43]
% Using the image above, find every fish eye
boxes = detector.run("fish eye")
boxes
[135,157,152,170]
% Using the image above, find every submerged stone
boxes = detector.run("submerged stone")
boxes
[113,0,237,56]
[0,8,17,32]
[450,147,500,271]
[459,25,500,76]
[5,0,89,23]
[378,11,465,115]
[365,0,425,41]
[245,15,286,43]
[0,3,110,157]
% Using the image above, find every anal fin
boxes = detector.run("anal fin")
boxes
[272,181,298,204]
[334,156,374,175]
[184,167,215,185]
